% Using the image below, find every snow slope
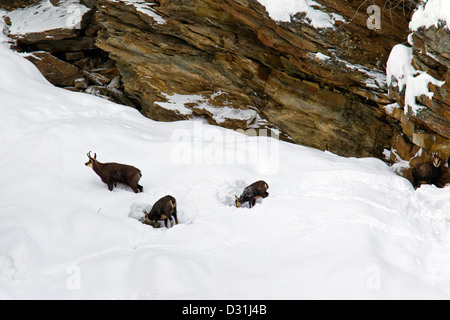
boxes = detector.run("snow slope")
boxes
[1,45,450,299]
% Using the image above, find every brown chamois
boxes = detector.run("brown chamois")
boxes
[85,152,143,193]
[412,152,443,188]
[145,195,178,229]
[236,180,269,209]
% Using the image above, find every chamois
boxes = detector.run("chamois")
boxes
[85,152,143,193]
[236,180,269,209]
[412,152,443,188]
[145,195,178,229]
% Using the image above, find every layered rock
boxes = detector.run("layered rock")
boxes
[385,1,449,184]
[409,27,450,144]
[24,51,84,86]
[0,0,40,11]
[6,0,92,44]
[94,0,414,158]
[3,0,136,107]
[8,0,447,164]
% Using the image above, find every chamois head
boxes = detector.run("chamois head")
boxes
[432,152,442,168]
[235,196,243,208]
[85,151,97,168]
[412,151,444,188]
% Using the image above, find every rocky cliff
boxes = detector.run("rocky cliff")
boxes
[94,0,414,157]
[387,25,450,158]
[384,1,449,184]
[0,0,40,11]
[3,0,448,164]
[2,0,137,107]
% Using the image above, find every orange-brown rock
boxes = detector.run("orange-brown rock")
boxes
[24,51,84,87]
[94,0,415,158]
[12,0,447,162]
[0,0,40,11]
[387,24,450,167]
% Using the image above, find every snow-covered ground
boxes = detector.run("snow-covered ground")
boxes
[1,39,450,299]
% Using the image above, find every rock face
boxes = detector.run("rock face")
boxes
[94,0,414,158]
[8,0,448,164]
[385,5,450,184]
[0,0,40,11]
[24,51,84,86]
[405,26,449,149]
[3,0,136,108]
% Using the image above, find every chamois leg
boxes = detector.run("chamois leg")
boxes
[129,174,142,193]
[107,182,114,191]
[252,198,257,208]
[173,209,179,225]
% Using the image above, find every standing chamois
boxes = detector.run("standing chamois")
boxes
[85,152,143,193]
[236,181,269,209]
[412,152,443,188]
[145,195,178,229]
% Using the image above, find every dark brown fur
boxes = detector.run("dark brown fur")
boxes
[412,153,442,188]
[85,152,143,193]
[236,180,269,209]
[145,195,178,229]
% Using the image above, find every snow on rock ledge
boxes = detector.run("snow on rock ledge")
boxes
[108,0,166,25]
[387,44,444,116]
[7,0,91,43]
[410,0,450,31]
[257,0,344,29]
